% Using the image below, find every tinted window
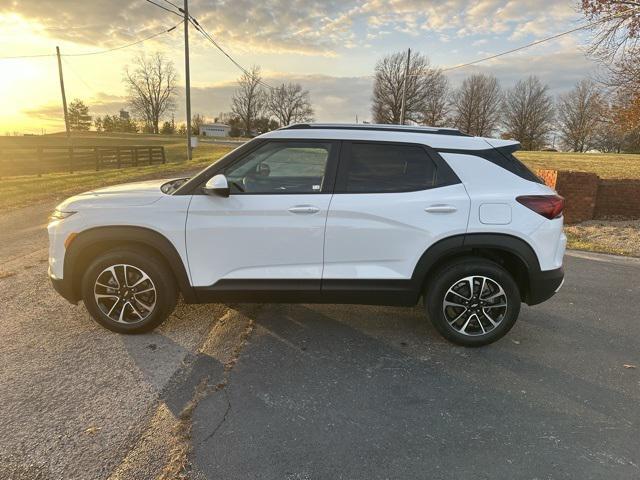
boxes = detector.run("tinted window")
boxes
[225,142,331,194]
[505,150,544,183]
[435,146,543,184]
[345,143,437,193]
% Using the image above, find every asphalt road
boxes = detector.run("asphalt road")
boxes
[0,201,638,479]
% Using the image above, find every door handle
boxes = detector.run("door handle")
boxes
[288,205,320,214]
[425,204,457,214]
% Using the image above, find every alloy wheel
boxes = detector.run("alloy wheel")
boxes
[93,264,157,324]
[442,275,508,336]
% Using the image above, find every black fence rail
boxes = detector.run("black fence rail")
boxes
[0,145,166,177]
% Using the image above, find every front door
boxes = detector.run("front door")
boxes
[186,140,338,289]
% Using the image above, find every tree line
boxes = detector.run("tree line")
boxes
[371,50,639,152]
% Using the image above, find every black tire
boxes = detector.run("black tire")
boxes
[425,257,521,347]
[81,248,177,334]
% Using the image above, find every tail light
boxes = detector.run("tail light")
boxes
[516,195,564,220]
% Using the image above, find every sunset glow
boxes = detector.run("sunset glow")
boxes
[0,1,593,133]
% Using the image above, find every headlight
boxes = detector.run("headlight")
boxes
[49,210,77,222]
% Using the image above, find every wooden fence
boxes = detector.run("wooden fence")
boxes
[0,145,166,177]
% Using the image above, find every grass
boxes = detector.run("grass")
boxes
[565,220,640,257]
[0,143,233,210]
[0,131,244,176]
[516,151,640,179]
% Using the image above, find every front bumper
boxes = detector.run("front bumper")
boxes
[526,266,564,305]
[49,269,78,305]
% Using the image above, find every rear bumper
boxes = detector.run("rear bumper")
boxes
[526,266,564,305]
[49,270,78,305]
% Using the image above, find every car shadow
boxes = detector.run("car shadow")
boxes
[190,302,639,480]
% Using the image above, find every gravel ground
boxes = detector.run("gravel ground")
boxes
[0,202,240,479]
[567,219,640,257]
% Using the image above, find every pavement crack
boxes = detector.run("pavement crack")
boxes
[202,388,232,444]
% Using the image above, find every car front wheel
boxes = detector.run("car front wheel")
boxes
[81,248,177,333]
[425,258,521,347]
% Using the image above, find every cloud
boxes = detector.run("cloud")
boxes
[3,0,584,57]
[22,103,64,121]
[446,49,597,93]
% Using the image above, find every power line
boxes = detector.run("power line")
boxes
[188,15,276,89]
[142,0,183,18]
[66,24,180,57]
[62,57,96,93]
[0,23,180,60]
[159,0,183,11]
[440,6,640,72]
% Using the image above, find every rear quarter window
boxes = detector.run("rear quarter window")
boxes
[485,147,543,184]
[435,146,543,184]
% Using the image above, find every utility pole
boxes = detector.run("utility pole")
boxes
[56,46,70,137]
[183,0,192,160]
[399,47,411,125]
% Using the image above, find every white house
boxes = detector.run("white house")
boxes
[200,123,231,137]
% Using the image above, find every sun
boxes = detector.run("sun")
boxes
[0,14,70,132]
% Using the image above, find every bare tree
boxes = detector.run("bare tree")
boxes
[191,113,205,135]
[421,71,450,127]
[580,0,640,59]
[557,79,603,152]
[231,66,267,136]
[581,0,640,145]
[267,83,314,126]
[124,53,177,134]
[372,51,443,124]
[502,76,555,150]
[451,74,503,136]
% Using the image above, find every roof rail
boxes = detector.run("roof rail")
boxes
[280,123,471,137]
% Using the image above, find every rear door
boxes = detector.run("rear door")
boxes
[323,141,470,281]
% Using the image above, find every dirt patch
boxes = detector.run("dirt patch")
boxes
[108,305,259,480]
[566,219,640,257]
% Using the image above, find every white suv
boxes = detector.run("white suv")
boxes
[48,124,566,346]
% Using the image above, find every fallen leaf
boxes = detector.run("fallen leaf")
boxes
[85,426,101,434]
[623,364,637,369]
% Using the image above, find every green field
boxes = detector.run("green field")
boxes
[0,143,233,210]
[0,131,243,175]
[516,151,640,179]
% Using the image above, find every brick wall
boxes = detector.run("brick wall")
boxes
[535,169,640,223]
[536,169,599,223]
[594,180,640,218]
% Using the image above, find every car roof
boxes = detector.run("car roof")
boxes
[260,123,519,151]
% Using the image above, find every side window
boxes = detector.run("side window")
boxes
[225,142,332,194]
[345,143,437,193]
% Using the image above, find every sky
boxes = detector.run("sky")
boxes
[0,0,598,134]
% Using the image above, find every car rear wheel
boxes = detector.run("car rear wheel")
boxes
[81,248,177,333]
[425,258,521,347]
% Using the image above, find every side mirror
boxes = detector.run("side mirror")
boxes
[203,174,230,197]
[256,163,271,177]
